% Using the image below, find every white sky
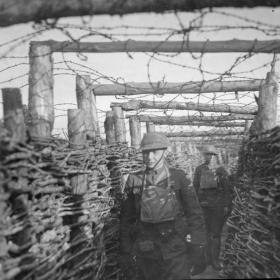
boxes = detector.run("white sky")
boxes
[0,7,279,140]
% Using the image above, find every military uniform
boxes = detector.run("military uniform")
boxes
[193,162,230,266]
[120,164,206,280]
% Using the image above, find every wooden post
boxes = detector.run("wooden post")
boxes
[146,121,156,132]
[104,111,115,144]
[129,116,141,148]
[76,75,99,140]
[28,43,54,138]
[112,106,126,142]
[244,120,253,134]
[254,59,279,132]
[68,109,88,194]
[2,88,26,143]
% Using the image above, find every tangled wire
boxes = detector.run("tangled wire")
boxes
[222,126,280,278]
[0,133,142,280]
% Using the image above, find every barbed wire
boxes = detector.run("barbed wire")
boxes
[0,9,279,138]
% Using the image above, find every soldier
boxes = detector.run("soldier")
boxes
[120,132,206,280]
[193,145,231,271]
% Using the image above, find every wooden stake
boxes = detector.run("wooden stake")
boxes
[104,111,115,144]
[146,121,156,132]
[254,61,279,132]
[68,109,87,149]
[2,88,26,143]
[67,109,88,194]
[28,43,54,138]
[76,75,99,140]
[244,120,253,134]
[129,116,141,148]
[112,106,126,142]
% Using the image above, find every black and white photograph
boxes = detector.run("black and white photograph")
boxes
[0,1,279,279]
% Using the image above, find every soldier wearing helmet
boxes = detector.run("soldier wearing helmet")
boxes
[120,132,206,280]
[193,145,231,271]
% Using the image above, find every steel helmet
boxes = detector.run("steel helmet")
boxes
[202,145,217,155]
[140,132,170,151]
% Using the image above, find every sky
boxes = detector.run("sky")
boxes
[0,7,279,141]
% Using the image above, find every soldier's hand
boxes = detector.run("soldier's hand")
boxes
[119,253,136,278]
[190,245,207,276]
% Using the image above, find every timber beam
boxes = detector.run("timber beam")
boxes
[168,136,242,142]
[31,40,280,54]
[150,121,246,127]
[165,131,244,137]
[126,114,254,124]
[95,79,263,95]
[111,100,257,114]
[1,1,280,28]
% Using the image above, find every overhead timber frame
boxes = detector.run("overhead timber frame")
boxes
[28,39,279,146]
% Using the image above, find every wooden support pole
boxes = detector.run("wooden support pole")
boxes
[254,65,279,132]
[127,114,254,124]
[76,75,99,140]
[146,121,156,132]
[244,120,253,134]
[2,88,26,143]
[104,111,115,144]
[112,100,257,115]
[157,121,245,127]
[165,130,243,137]
[129,116,141,148]
[33,40,280,54]
[68,109,88,194]
[112,106,126,143]
[28,43,54,138]
[100,79,262,96]
[68,109,87,149]
[1,2,280,28]
[168,136,242,143]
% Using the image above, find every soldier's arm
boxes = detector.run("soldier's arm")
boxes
[193,166,201,194]
[120,175,137,254]
[180,172,207,246]
[217,167,231,208]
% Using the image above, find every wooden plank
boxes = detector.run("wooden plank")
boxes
[112,99,257,114]
[95,79,263,96]
[127,114,254,124]
[165,130,243,137]
[28,44,54,138]
[1,1,279,27]
[32,40,280,54]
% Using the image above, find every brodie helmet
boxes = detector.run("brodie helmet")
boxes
[202,145,217,155]
[140,132,170,152]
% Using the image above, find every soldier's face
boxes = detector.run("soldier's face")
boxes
[143,149,165,170]
[204,153,213,163]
